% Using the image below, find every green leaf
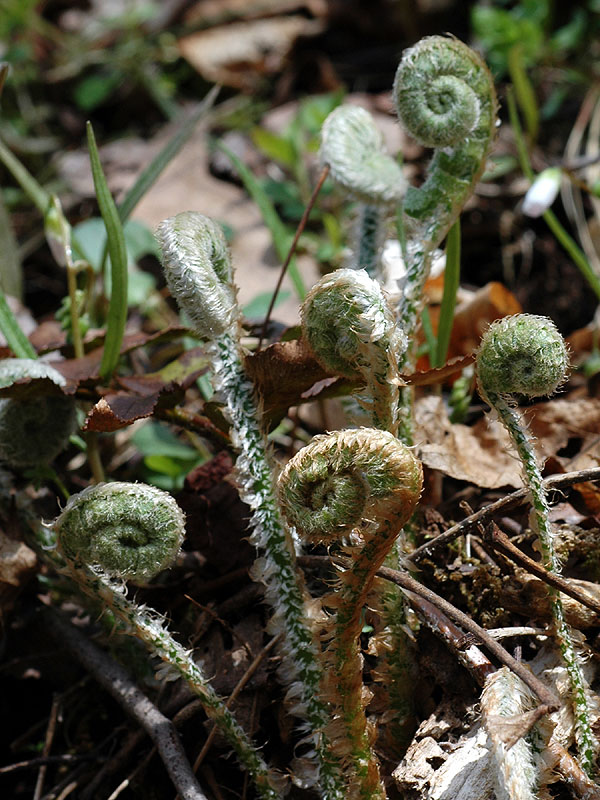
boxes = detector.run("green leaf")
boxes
[87,121,128,381]
[73,72,122,112]
[242,289,290,321]
[0,289,36,358]
[251,127,296,169]
[215,140,306,299]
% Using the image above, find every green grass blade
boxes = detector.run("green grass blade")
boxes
[0,137,50,214]
[215,140,306,300]
[507,45,539,142]
[86,122,128,380]
[0,289,37,358]
[118,86,220,222]
[436,218,461,368]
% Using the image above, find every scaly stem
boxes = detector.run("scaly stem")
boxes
[488,392,597,774]
[356,204,383,280]
[61,555,282,799]
[213,333,344,800]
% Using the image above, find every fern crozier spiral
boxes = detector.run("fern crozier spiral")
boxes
[54,482,186,582]
[156,211,238,338]
[476,314,569,400]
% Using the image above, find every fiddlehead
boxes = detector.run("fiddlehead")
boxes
[301,268,404,434]
[393,35,497,442]
[0,395,76,469]
[54,482,186,582]
[320,105,406,282]
[278,428,423,800]
[157,212,344,799]
[476,314,597,774]
[53,482,282,799]
[394,35,496,236]
[320,105,407,206]
[158,211,238,338]
[0,359,76,469]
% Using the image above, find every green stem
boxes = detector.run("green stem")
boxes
[60,554,282,799]
[213,333,344,800]
[489,391,597,774]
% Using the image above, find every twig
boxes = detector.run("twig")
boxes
[193,634,282,771]
[298,555,560,718]
[258,164,330,350]
[485,522,600,616]
[408,466,600,564]
[33,693,60,800]
[43,609,210,800]
[408,593,495,686]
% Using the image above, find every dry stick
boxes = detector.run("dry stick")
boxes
[485,522,600,616]
[258,164,330,350]
[408,466,600,564]
[33,693,60,800]
[298,555,560,720]
[44,609,210,800]
[193,634,282,772]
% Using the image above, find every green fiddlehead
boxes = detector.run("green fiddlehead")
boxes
[476,314,597,775]
[278,428,423,800]
[393,35,497,441]
[157,212,344,799]
[301,268,403,434]
[53,482,282,799]
[320,105,407,282]
[0,359,76,469]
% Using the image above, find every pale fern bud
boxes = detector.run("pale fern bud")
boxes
[156,211,238,338]
[320,105,407,205]
[476,314,569,400]
[54,482,186,582]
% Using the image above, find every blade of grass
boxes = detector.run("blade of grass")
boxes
[86,122,128,381]
[0,289,37,358]
[507,88,600,302]
[0,137,50,214]
[119,86,220,222]
[435,218,461,368]
[507,45,539,142]
[215,140,306,300]
[95,87,220,276]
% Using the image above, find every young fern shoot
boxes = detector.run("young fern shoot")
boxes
[476,314,597,775]
[277,428,422,800]
[301,268,404,434]
[320,105,407,282]
[156,212,344,800]
[52,482,282,800]
[393,35,497,442]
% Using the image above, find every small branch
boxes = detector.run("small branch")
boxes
[43,609,210,800]
[193,634,282,771]
[258,164,330,350]
[408,466,600,564]
[485,522,600,616]
[298,555,560,717]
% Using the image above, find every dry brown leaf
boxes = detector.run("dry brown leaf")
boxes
[416,395,600,489]
[178,16,324,89]
[415,395,522,488]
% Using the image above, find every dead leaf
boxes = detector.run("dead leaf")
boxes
[178,16,324,90]
[415,395,522,489]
